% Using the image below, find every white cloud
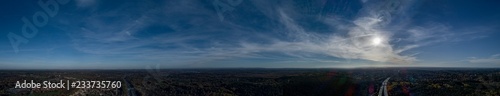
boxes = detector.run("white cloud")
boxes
[59,0,494,67]
[468,54,500,64]
[228,1,419,64]
[64,0,421,65]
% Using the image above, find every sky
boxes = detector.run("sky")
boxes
[0,0,500,69]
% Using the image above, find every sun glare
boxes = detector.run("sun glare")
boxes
[372,37,382,46]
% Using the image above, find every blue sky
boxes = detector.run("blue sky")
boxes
[1,0,500,69]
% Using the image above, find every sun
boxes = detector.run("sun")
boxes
[372,37,382,46]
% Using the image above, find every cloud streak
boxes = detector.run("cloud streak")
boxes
[227,0,420,64]
[468,54,500,64]
[54,0,495,68]
[64,0,419,65]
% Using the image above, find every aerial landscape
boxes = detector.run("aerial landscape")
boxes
[1,0,500,95]
[1,68,500,95]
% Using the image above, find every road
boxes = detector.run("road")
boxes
[124,76,138,96]
[378,77,391,96]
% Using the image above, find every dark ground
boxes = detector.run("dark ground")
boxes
[1,68,499,96]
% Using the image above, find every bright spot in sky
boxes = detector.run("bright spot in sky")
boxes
[372,37,382,46]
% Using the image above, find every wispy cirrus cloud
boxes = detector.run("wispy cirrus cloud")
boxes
[3,0,500,69]
[468,54,500,64]
[55,0,496,68]
[62,0,423,65]
[225,0,420,64]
